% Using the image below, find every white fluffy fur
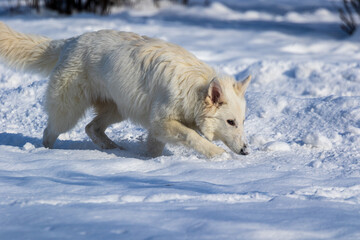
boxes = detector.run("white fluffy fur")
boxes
[0,22,251,158]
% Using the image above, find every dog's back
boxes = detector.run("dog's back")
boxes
[66,29,217,127]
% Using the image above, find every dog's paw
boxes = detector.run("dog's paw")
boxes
[206,146,225,159]
[209,151,231,161]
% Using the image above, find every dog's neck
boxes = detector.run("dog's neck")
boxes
[179,79,211,128]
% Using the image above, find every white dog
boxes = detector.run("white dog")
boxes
[0,22,251,158]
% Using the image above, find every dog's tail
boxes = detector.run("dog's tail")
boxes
[0,22,65,76]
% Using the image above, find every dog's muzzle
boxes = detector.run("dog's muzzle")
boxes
[239,144,249,155]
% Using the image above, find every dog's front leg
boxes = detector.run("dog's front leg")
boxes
[151,120,225,158]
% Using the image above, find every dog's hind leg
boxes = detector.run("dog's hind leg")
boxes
[43,95,89,149]
[85,100,124,149]
[43,126,60,149]
[43,69,91,148]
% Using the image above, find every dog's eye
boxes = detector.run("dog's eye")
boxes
[227,120,235,126]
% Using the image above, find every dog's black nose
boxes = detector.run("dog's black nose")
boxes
[239,144,249,155]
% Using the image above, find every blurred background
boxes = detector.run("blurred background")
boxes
[0,0,359,37]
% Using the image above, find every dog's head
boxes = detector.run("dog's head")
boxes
[198,75,251,155]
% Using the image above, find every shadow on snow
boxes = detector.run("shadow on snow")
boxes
[0,132,173,159]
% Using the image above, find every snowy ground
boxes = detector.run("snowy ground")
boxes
[1,1,360,239]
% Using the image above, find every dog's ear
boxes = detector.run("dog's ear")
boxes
[235,75,251,97]
[207,78,224,106]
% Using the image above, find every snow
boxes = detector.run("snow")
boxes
[1,0,360,239]
[303,133,333,150]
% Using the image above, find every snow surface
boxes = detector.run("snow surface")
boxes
[1,1,360,239]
